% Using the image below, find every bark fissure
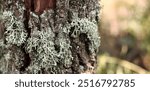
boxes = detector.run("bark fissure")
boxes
[0,0,100,74]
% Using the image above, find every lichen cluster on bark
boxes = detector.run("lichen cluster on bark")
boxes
[0,0,100,74]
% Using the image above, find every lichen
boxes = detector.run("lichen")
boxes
[25,29,58,73]
[0,0,100,74]
[25,27,73,73]
[25,16,100,73]
[2,11,27,46]
[25,11,75,73]
[65,18,100,53]
[0,0,29,73]
[0,40,5,60]
[57,26,73,68]
[0,39,24,73]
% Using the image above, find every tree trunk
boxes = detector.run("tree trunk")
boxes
[0,0,100,74]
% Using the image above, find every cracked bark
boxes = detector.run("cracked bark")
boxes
[0,0,100,74]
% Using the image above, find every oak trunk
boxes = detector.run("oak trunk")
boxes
[0,0,100,74]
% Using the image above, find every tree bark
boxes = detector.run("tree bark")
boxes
[0,0,100,74]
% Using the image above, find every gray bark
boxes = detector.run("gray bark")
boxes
[0,0,100,74]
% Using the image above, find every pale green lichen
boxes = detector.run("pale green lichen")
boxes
[65,18,100,53]
[25,17,100,73]
[25,27,73,73]
[25,29,58,73]
[0,39,24,73]
[25,12,74,73]
[0,40,5,60]
[0,0,27,46]
[57,26,73,68]
[0,1,100,73]
[2,11,27,46]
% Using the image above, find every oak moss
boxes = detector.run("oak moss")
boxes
[69,18,100,53]
[0,0,100,73]
[25,12,73,73]
[2,1,27,46]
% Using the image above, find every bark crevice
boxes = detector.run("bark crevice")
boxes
[0,0,100,74]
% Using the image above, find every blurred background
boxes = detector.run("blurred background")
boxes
[96,0,150,74]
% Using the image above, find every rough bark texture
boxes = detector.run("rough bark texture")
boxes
[0,0,100,74]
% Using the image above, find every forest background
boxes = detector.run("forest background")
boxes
[97,0,150,74]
